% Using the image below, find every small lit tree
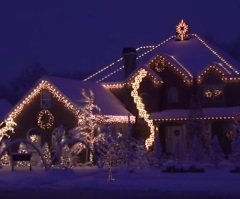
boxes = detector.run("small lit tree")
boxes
[70,89,105,167]
[0,142,10,167]
[17,142,30,167]
[38,142,51,167]
[0,118,16,142]
[60,145,73,169]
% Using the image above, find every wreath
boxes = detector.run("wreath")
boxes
[37,110,54,129]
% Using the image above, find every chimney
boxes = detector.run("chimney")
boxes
[122,47,137,79]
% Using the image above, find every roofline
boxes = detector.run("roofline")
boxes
[6,76,136,124]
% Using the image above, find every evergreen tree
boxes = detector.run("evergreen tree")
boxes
[211,136,224,168]
[0,142,10,167]
[187,78,208,155]
[60,145,73,169]
[8,63,47,104]
[230,131,240,164]
[173,133,184,163]
[0,152,10,167]
[190,135,203,164]
[148,132,162,168]
[38,143,51,167]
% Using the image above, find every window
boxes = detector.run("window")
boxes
[203,84,224,102]
[41,90,52,108]
[168,87,179,103]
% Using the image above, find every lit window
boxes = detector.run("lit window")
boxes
[168,87,179,103]
[41,90,52,108]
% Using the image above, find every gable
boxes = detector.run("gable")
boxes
[6,77,135,124]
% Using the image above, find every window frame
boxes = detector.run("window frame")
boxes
[40,90,52,108]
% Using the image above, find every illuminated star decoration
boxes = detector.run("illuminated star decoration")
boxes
[205,90,212,98]
[176,19,189,41]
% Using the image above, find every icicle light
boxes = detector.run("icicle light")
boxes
[6,80,135,124]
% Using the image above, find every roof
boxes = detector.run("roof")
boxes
[84,34,240,83]
[44,76,132,116]
[0,99,12,120]
[6,76,135,123]
[150,106,240,121]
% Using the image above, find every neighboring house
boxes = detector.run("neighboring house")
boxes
[84,20,240,156]
[4,76,135,157]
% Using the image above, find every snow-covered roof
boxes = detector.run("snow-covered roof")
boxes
[0,99,12,121]
[43,76,133,117]
[124,65,163,85]
[84,34,240,83]
[6,76,135,123]
[150,106,240,121]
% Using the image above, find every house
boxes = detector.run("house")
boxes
[84,20,240,156]
[3,76,135,159]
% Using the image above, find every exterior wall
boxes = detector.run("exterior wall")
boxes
[157,119,233,156]
[153,67,192,110]
[10,89,78,151]
[225,82,240,106]
[201,71,225,108]
[109,66,240,154]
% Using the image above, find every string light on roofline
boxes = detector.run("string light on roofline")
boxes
[197,65,226,83]
[96,66,124,83]
[7,80,81,121]
[6,80,134,124]
[87,22,240,83]
[215,63,231,74]
[193,34,240,75]
[127,66,163,86]
[149,55,192,85]
[102,83,126,89]
[83,58,123,81]
[170,55,193,78]
[136,45,156,51]
[153,116,234,121]
[96,36,176,83]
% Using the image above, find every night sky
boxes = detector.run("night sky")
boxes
[1,0,240,83]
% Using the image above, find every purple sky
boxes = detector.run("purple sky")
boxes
[1,0,240,83]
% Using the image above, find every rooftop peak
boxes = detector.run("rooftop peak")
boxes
[176,19,189,41]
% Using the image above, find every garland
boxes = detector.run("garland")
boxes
[37,110,54,129]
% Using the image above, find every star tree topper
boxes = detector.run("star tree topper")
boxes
[176,19,189,41]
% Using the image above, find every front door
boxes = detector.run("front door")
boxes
[166,126,185,155]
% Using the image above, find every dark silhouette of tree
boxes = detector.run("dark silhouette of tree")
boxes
[0,81,8,100]
[50,71,88,80]
[8,63,48,104]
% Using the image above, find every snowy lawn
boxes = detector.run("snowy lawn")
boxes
[0,162,240,199]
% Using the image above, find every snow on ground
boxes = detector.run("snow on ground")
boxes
[0,162,240,199]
